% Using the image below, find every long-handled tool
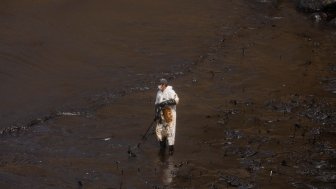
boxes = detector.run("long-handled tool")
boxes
[141,105,162,141]
[141,119,156,141]
[134,119,156,151]
[137,106,162,147]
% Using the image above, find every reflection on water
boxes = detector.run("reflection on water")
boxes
[158,152,176,186]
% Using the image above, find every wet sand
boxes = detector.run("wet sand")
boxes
[1,0,336,188]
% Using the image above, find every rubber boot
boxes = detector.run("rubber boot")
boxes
[160,141,166,149]
[159,138,166,150]
[168,145,174,155]
[158,138,166,158]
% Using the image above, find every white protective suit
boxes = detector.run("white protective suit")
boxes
[155,85,179,146]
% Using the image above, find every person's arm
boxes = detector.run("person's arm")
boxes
[154,91,162,120]
[173,93,179,104]
[159,90,179,107]
[155,91,161,105]
[159,99,176,107]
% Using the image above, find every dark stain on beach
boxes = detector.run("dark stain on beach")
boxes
[0,0,335,188]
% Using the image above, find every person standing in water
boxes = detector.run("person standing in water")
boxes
[154,78,179,155]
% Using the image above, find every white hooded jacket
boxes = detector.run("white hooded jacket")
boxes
[155,85,179,145]
[155,86,179,109]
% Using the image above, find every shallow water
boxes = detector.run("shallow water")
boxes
[1,0,335,188]
[0,0,230,128]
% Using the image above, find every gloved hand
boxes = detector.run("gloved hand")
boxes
[154,105,162,121]
[159,99,176,107]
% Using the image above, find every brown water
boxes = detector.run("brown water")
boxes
[1,0,335,188]
[0,0,225,127]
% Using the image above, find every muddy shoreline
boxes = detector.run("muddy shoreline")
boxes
[1,0,336,188]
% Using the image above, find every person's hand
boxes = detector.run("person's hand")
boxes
[159,99,176,107]
[159,102,166,107]
[154,105,162,121]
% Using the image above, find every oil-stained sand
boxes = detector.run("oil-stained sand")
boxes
[0,0,335,188]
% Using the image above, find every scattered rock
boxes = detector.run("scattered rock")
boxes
[297,0,336,12]
[329,17,336,26]
[291,182,317,189]
[281,160,288,166]
[310,12,328,22]
[315,171,336,182]
[225,129,243,140]
[219,175,254,188]
[127,146,137,157]
[240,159,262,173]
